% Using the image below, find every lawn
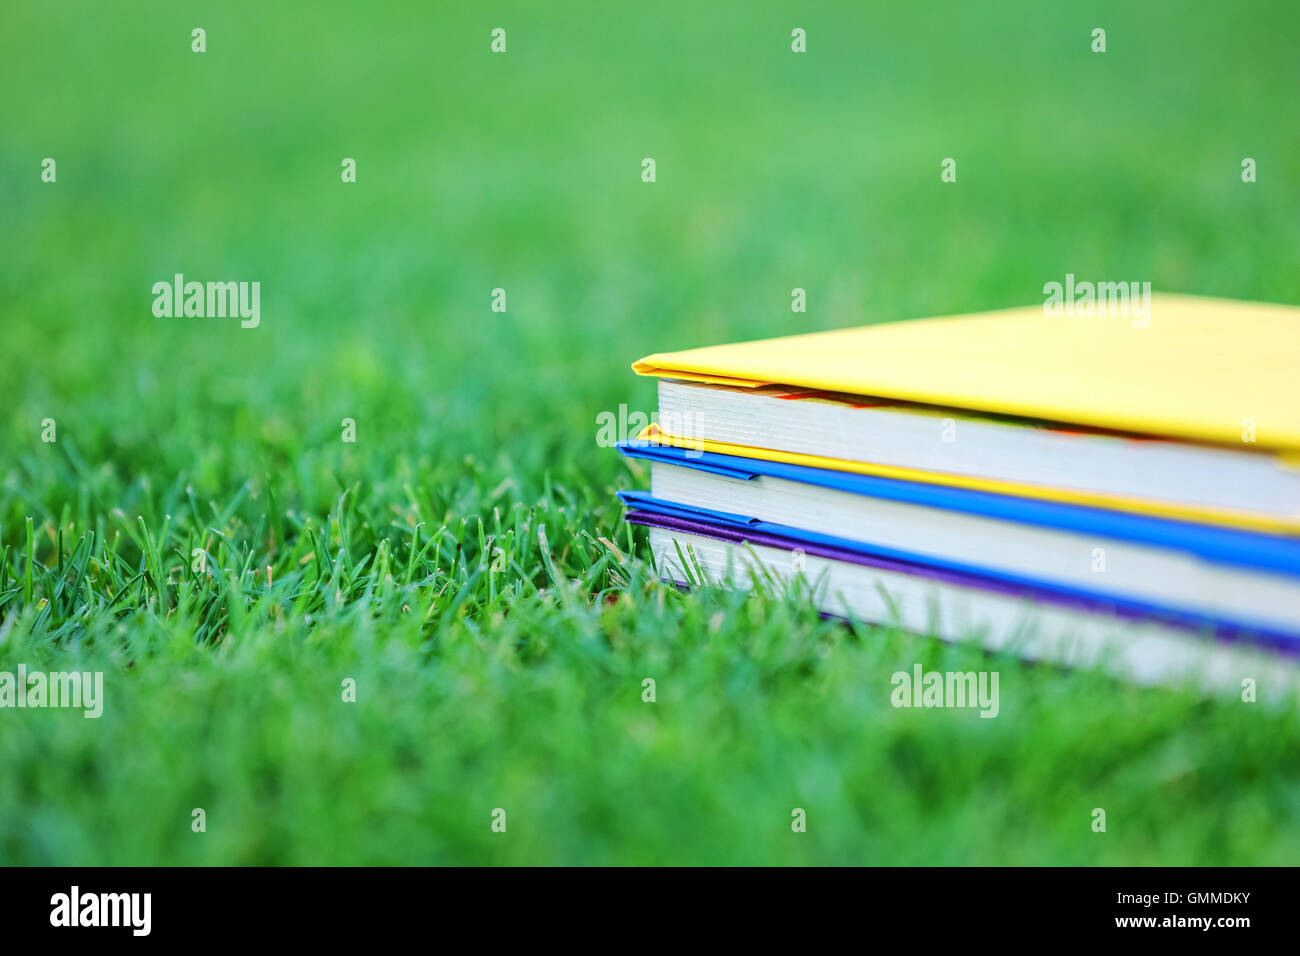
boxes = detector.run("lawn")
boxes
[2,0,1298,864]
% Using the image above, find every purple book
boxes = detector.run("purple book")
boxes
[626,509,1300,655]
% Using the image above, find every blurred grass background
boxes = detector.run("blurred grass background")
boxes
[1,1,1298,864]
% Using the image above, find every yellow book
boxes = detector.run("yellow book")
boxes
[634,294,1300,451]
[633,295,1300,533]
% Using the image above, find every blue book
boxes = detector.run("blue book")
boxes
[618,442,1300,641]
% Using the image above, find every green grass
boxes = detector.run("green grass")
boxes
[2,0,1299,864]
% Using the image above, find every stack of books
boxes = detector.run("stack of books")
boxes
[618,295,1300,692]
